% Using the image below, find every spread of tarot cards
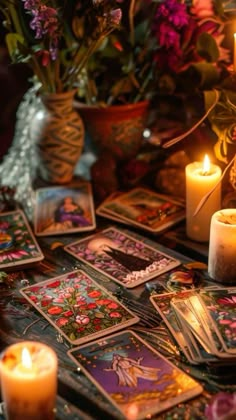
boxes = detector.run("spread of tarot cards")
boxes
[20,270,139,345]
[64,227,180,288]
[34,182,96,236]
[68,330,203,420]
[0,209,44,270]
[150,287,236,365]
[96,187,185,234]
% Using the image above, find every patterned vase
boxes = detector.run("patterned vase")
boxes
[31,90,84,184]
[77,100,149,161]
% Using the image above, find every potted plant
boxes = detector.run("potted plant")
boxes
[0,0,122,183]
[76,0,233,162]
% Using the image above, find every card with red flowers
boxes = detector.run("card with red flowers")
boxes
[0,209,44,270]
[20,270,139,345]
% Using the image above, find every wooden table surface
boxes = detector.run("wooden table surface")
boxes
[0,218,235,419]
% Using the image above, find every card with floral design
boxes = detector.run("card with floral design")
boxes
[64,227,180,288]
[68,330,203,420]
[198,287,236,354]
[34,183,96,236]
[96,187,185,233]
[20,270,139,345]
[0,210,44,270]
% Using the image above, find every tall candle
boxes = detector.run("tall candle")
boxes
[0,341,57,420]
[185,155,222,242]
[208,209,236,284]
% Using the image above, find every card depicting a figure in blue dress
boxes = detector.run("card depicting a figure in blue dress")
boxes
[34,183,96,236]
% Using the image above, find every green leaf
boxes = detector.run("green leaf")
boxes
[189,63,220,89]
[6,33,24,58]
[196,32,219,62]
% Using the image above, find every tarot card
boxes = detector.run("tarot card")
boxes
[150,291,200,363]
[96,187,185,233]
[170,299,215,354]
[198,287,236,354]
[96,192,129,225]
[68,330,203,420]
[34,183,96,236]
[20,270,139,345]
[0,209,44,270]
[171,295,235,359]
[64,227,180,288]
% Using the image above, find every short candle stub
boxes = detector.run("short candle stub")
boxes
[0,341,58,420]
[208,209,236,284]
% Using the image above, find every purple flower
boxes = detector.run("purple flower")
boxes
[30,6,58,39]
[205,392,236,420]
[158,22,181,50]
[109,8,122,26]
[155,0,189,29]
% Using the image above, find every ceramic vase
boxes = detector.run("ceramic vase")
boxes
[77,100,149,161]
[31,90,84,184]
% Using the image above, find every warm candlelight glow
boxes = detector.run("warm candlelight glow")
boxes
[185,159,222,242]
[22,348,32,369]
[202,154,210,175]
[234,33,236,73]
[0,341,58,420]
[208,209,236,284]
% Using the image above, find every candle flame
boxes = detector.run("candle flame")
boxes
[22,347,32,369]
[202,154,210,175]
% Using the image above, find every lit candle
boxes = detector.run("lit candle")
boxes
[208,209,236,284]
[234,33,236,73]
[0,341,57,420]
[185,155,222,242]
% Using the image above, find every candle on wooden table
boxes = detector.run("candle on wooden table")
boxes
[208,209,236,284]
[185,154,222,242]
[0,341,57,420]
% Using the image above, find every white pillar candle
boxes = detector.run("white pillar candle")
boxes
[208,209,236,284]
[185,155,222,242]
[0,341,58,420]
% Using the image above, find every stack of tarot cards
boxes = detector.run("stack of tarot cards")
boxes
[150,287,236,365]
[96,187,185,234]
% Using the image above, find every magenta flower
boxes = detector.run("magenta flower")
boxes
[217,296,236,307]
[205,392,236,420]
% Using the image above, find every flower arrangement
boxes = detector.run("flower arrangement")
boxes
[79,0,232,106]
[0,0,122,93]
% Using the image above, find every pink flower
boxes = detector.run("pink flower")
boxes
[76,315,90,325]
[56,317,69,327]
[63,310,73,317]
[205,392,236,420]
[191,0,214,18]
[107,302,119,309]
[109,311,122,318]
[48,306,63,315]
[87,303,97,309]
[88,290,102,299]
